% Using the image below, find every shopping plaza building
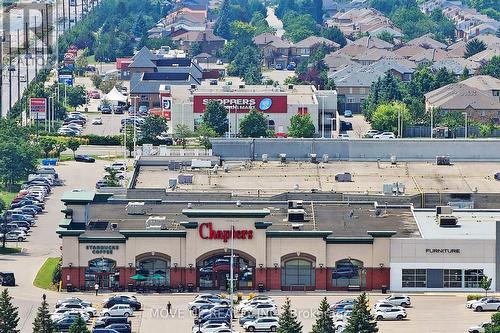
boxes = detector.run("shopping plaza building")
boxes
[57,156,500,293]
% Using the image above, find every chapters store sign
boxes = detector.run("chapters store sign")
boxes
[199,222,254,242]
[193,95,287,113]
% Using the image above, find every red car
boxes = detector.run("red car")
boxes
[87,90,100,99]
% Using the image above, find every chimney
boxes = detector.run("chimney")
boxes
[203,32,207,41]
[432,49,436,62]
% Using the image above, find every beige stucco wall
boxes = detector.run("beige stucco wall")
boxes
[124,237,184,266]
[267,238,326,267]
[61,236,79,266]
[326,238,390,267]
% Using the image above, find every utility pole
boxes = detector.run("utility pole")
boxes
[62,0,66,30]
[8,37,12,111]
[25,22,29,92]
[34,17,38,76]
[17,30,21,110]
[41,11,45,68]
[45,4,50,57]
[74,0,78,25]
[0,35,3,118]
[67,0,71,28]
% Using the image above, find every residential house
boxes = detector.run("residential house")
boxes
[431,58,480,76]
[116,58,133,80]
[351,36,394,50]
[148,7,208,38]
[327,8,398,37]
[394,45,428,59]
[369,59,415,82]
[468,48,500,63]
[253,33,292,68]
[424,75,500,124]
[323,52,356,70]
[292,36,340,58]
[409,48,450,66]
[465,22,500,39]
[171,29,225,56]
[368,26,403,44]
[352,48,401,66]
[446,40,466,58]
[407,34,447,50]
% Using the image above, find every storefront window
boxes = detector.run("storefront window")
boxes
[84,258,119,289]
[136,258,170,286]
[402,269,426,288]
[465,269,484,288]
[332,259,366,288]
[198,255,254,290]
[282,259,315,288]
[443,269,462,288]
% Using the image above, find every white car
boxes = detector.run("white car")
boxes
[374,307,407,321]
[242,303,277,316]
[56,297,92,308]
[51,309,90,322]
[379,294,411,307]
[373,302,401,312]
[192,322,228,333]
[59,303,97,317]
[469,322,491,333]
[106,162,127,172]
[188,299,214,312]
[243,317,279,332]
[373,132,395,139]
[365,130,380,138]
[467,297,491,309]
[198,304,229,317]
[92,117,103,125]
[338,133,350,140]
[472,298,500,312]
[0,231,27,242]
[101,304,133,317]
[237,299,275,312]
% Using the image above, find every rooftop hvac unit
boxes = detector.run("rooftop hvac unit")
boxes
[288,208,306,222]
[291,223,304,231]
[168,178,177,188]
[383,182,405,195]
[262,154,268,163]
[438,215,458,227]
[436,155,451,165]
[279,153,287,164]
[309,154,317,164]
[239,84,245,89]
[190,84,197,90]
[111,223,118,230]
[178,174,194,184]
[390,155,397,165]
[146,216,167,230]
[436,206,453,217]
[126,202,146,215]
[335,172,352,182]
[288,84,294,90]
[288,200,304,209]
[322,154,329,163]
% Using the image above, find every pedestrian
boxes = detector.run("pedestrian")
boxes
[167,301,172,315]
[94,282,99,296]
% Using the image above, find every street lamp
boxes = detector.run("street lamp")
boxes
[462,112,468,139]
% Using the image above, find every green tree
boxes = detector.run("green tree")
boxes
[214,0,232,39]
[465,38,487,58]
[311,297,335,333]
[174,124,194,148]
[376,31,394,44]
[0,289,20,333]
[67,138,81,158]
[239,109,269,137]
[189,43,202,57]
[344,292,378,333]
[282,11,319,43]
[322,26,347,47]
[312,0,323,23]
[227,46,262,80]
[32,294,54,333]
[250,12,276,35]
[133,16,147,37]
[104,167,121,187]
[481,275,493,297]
[230,21,257,47]
[140,115,168,141]
[0,198,5,214]
[288,113,315,138]
[139,36,175,50]
[479,56,500,79]
[371,102,410,134]
[277,298,302,333]
[75,53,89,76]
[54,142,67,159]
[90,74,102,90]
[460,66,470,81]
[203,101,229,136]
[121,124,135,157]
[39,137,57,158]
[196,123,218,150]
[65,85,88,109]
[68,314,89,333]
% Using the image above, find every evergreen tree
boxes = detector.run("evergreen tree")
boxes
[497,27,500,38]
[344,292,378,333]
[202,101,229,136]
[312,0,323,23]
[32,294,54,333]
[311,297,335,333]
[68,314,89,333]
[479,55,500,79]
[277,298,302,333]
[322,26,347,47]
[464,38,487,58]
[214,0,232,39]
[0,289,20,333]
[460,67,470,81]
[239,109,269,137]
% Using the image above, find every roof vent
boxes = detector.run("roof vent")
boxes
[436,155,451,165]
[291,223,304,231]
[236,200,242,207]
[309,153,318,164]
[436,206,453,217]
[288,200,304,209]
[111,223,118,230]
[288,84,294,90]
[239,84,245,89]
[187,202,193,209]
[126,202,145,215]
[146,216,167,229]
[279,153,287,164]
[262,154,268,163]
[438,214,458,227]
[288,209,306,222]
[190,84,197,90]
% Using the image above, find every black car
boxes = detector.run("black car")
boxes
[113,106,124,114]
[103,296,141,310]
[53,317,77,331]
[11,200,44,209]
[105,324,131,333]
[75,155,96,163]
[340,120,353,131]
[94,316,131,328]
[101,106,112,114]
[495,172,500,180]
[0,272,15,286]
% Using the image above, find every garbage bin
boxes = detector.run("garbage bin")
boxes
[66,283,74,292]
[127,283,134,292]
[187,283,194,292]
[258,283,265,292]
[381,285,387,294]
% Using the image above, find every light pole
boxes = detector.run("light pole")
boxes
[463,112,468,139]
[131,96,139,157]
[17,30,21,109]
[430,108,433,139]
[229,221,234,332]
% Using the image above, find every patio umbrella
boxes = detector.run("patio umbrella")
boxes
[130,274,146,280]
[151,274,164,280]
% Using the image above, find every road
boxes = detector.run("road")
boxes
[266,7,284,38]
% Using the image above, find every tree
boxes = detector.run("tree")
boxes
[39,137,57,158]
[140,115,168,141]
[65,85,87,109]
[54,142,67,159]
[121,124,134,157]
[227,46,262,80]
[174,124,193,148]
[68,314,89,333]
[133,16,147,37]
[480,275,493,297]
[312,0,323,23]
[67,138,81,158]
[460,66,470,81]
[202,101,228,136]
[75,53,89,76]
[239,109,269,137]
[277,298,302,333]
[465,38,487,58]
[376,31,394,44]
[344,292,378,333]
[196,123,218,151]
[32,294,54,333]
[479,56,500,79]
[371,102,410,134]
[282,11,319,43]
[288,113,315,138]
[90,74,102,90]
[0,289,20,333]
[230,21,257,48]
[104,167,121,187]
[214,0,232,39]
[311,297,335,333]
[322,26,347,47]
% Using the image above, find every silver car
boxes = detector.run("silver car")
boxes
[472,298,500,312]
[379,294,411,307]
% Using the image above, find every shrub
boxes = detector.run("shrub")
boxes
[467,294,484,301]
[82,134,122,145]
[52,260,62,285]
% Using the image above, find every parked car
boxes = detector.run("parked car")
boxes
[104,324,131,333]
[75,155,96,163]
[51,310,90,322]
[192,322,228,333]
[57,297,92,308]
[102,304,134,317]
[344,110,353,117]
[92,329,120,333]
[340,121,352,131]
[239,314,260,326]
[138,105,148,115]
[275,63,283,70]
[59,302,97,317]
[101,106,112,114]
[88,90,101,99]
[338,133,350,140]
[242,317,279,332]
[190,299,217,312]
[373,302,402,312]
[374,307,407,321]
[103,296,141,310]
[0,231,27,242]
[469,322,491,333]
[373,132,395,139]
[53,316,78,331]
[364,130,381,138]
[92,117,103,125]
[93,316,131,329]
[106,162,127,172]
[466,297,492,309]
[380,295,411,307]
[242,303,277,316]
[287,62,296,70]
[472,298,500,312]
[0,271,15,286]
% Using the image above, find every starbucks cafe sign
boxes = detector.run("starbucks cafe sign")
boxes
[86,245,119,255]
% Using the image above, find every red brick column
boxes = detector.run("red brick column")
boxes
[120,267,136,288]
[185,267,197,288]
[366,267,390,290]
[255,268,266,288]
[315,268,327,290]
[326,268,333,290]
[268,268,281,290]
[61,267,85,289]
[170,267,184,288]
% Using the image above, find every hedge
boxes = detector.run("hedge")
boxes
[467,294,485,301]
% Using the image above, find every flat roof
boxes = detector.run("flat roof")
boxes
[413,210,500,239]
[61,191,95,203]
[84,202,420,238]
[133,161,500,196]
